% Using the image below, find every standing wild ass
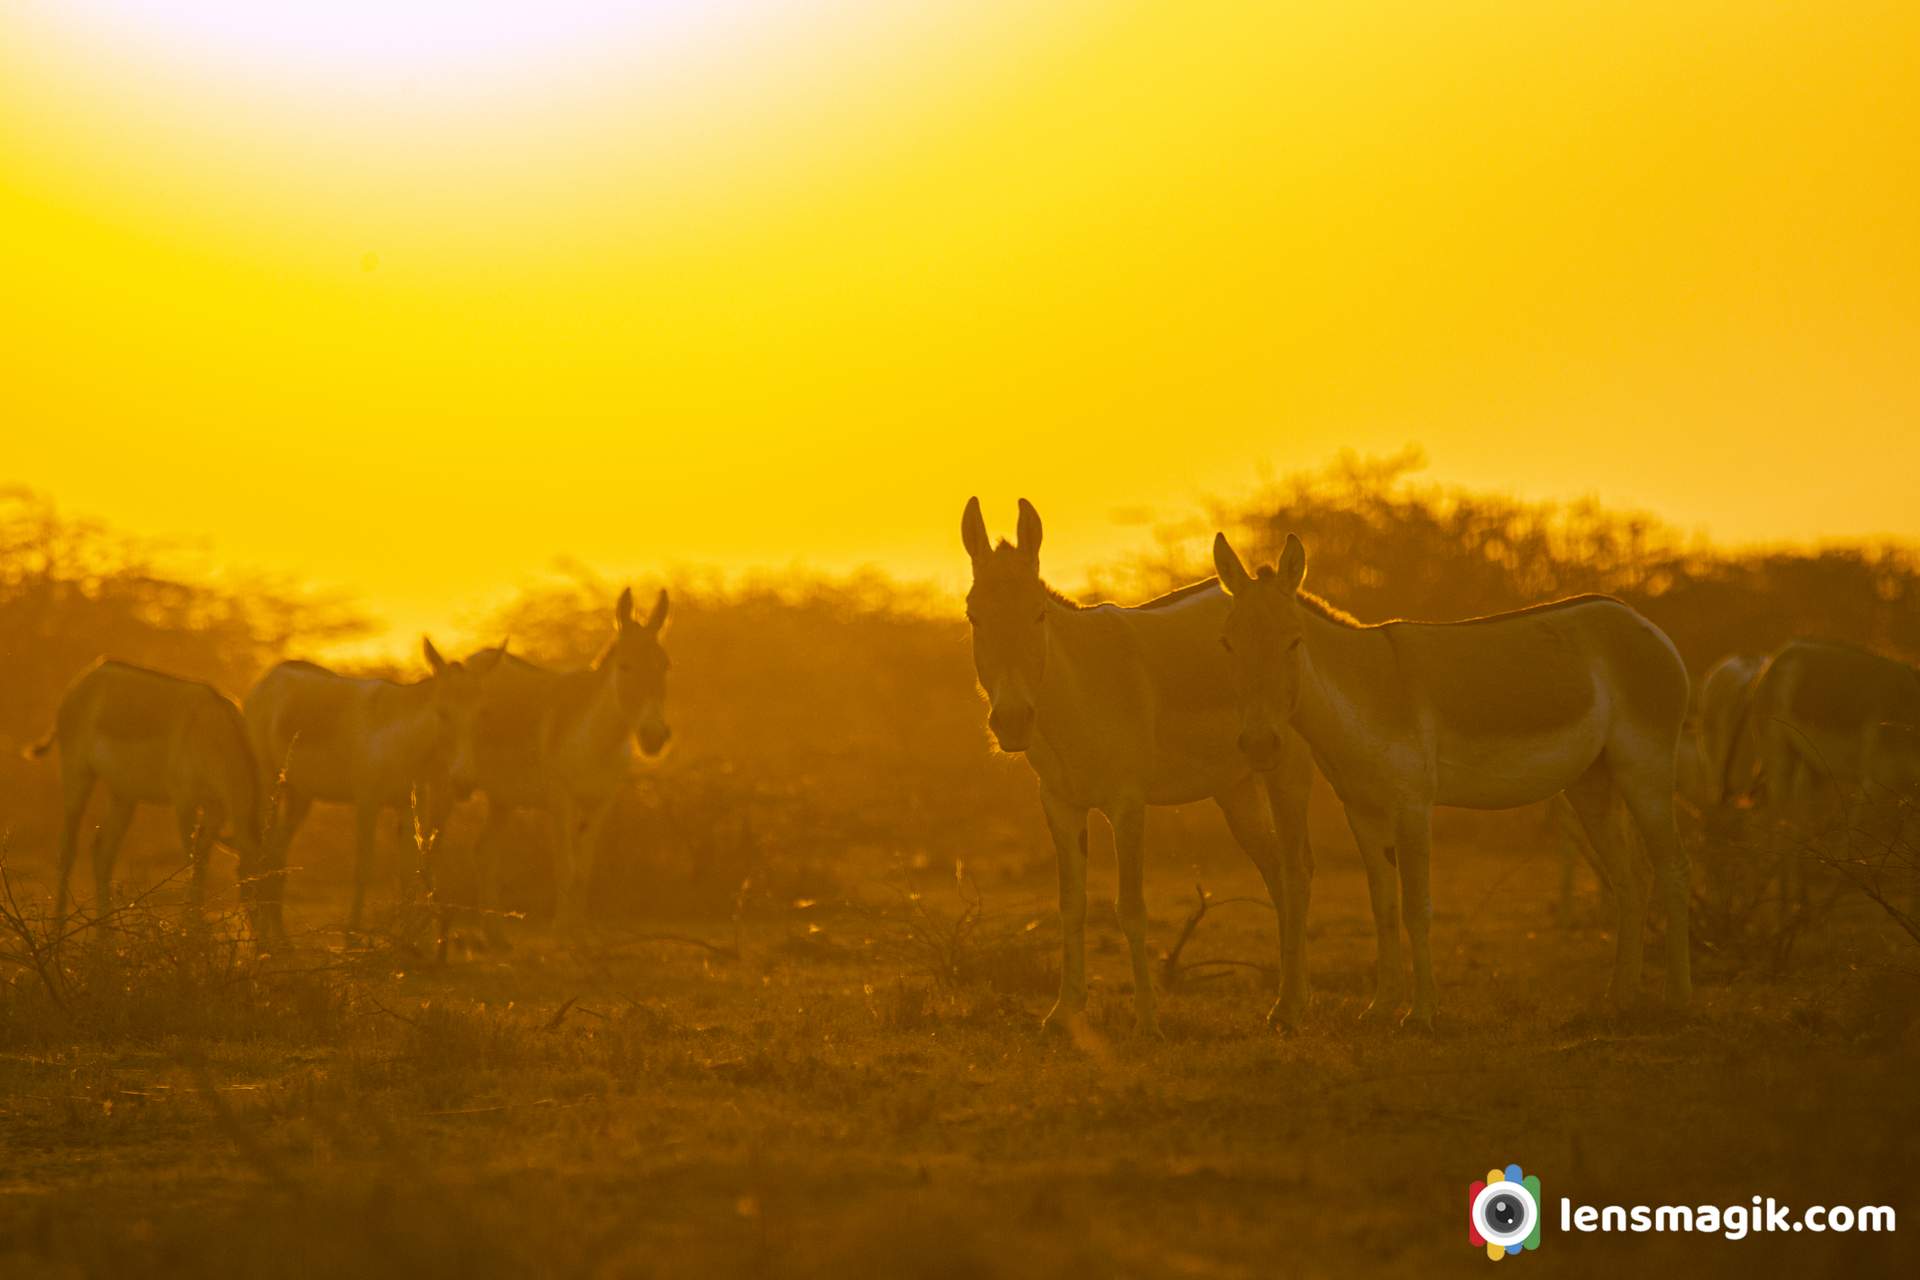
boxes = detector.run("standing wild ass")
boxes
[29,660,278,938]
[458,588,672,939]
[961,498,1316,1035]
[244,640,502,933]
[1213,533,1692,1028]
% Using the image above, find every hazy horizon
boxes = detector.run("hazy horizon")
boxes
[7,2,1918,660]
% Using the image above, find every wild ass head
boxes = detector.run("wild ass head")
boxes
[961,496,1050,754]
[426,636,505,795]
[1213,531,1310,771]
[605,587,673,757]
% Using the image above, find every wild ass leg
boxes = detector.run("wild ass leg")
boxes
[1265,749,1315,1027]
[1217,775,1309,1031]
[176,806,208,909]
[1762,739,1813,928]
[269,787,312,867]
[1782,758,1817,919]
[1107,798,1160,1038]
[406,784,453,904]
[1617,760,1693,1009]
[348,800,380,935]
[474,798,514,950]
[1343,805,1406,1023]
[1396,811,1439,1032]
[91,795,135,920]
[1564,759,1648,1009]
[1039,788,1090,1035]
[1549,794,1590,926]
[407,785,449,959]
[54,762,95,922]
[550,792,583,935]
[566,797,616,934]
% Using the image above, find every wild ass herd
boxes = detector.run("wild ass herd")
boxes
[31,588,672,950]
[24,500,1920,1031]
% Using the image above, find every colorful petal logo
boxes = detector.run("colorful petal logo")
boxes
[1469,1164,1542,1260]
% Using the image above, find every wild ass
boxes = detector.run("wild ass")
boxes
[1213,533,1692,1028]
[29,660,278,938]
[1741,639,1920,820]
[458,588,671,938]
[243,639,502,933]
[961,498,1315,1035]
[1738,640,1920,907]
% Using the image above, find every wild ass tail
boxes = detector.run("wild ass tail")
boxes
[21,730,56,761]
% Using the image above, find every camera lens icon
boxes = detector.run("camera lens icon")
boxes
[1469,1165,1541,1259]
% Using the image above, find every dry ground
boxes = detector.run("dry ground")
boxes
[1,800,1917,1279]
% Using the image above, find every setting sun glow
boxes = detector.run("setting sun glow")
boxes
[5,1,1917,651]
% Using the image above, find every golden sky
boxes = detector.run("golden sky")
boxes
[4,1,1917,651]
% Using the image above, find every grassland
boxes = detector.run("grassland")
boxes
[2,796,1915,1279]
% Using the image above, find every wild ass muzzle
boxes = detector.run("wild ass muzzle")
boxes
[29,660,278,941]
[961,497,1316,1036]
[243,638,502,935]
[459,587,672,939]
[1213,532,1693,1029]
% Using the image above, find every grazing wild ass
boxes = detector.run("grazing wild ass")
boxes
[459,588,672,938]
[29,660,278,938]
[1738,640,1920,906]
[1213,532,1692,1028]
[1741,640,1920,820]
[961,498,1316,1035]
[243,640,503,933]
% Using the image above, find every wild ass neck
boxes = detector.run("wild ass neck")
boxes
[1029,600,1101,743]
[573,660,640,759]
[1289,609,1394,776]
[373,678,447,765]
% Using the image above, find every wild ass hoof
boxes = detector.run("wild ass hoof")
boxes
[1040,1004,1090,1039]
[1133,1015,1166,1041]
[1399,1008,1436,1035]
[1358,999,1400,1026]
[1267,999,1305,1035]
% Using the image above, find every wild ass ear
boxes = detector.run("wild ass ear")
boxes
[615,586,635,628]
[1278,533,1308,592]
[1015,498,1043,558]
[423,637,448,675]
[1212,533,1252,595]
[471,640,509,675]
[645,588,670,632]
[961,496,990,562]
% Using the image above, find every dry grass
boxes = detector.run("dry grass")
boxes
[6,475,1920,1274]
[3,810,1917,1279]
